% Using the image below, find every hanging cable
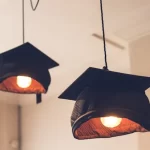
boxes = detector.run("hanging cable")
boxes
[30,0,40,11]
[22,0,25,43]
[100,0,108,70]
[22,0,40,44]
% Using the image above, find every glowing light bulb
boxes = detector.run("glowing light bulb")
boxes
[100,116,122,128]
[17,76,32,88]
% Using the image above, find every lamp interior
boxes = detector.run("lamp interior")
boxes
[74,117,147,139]
[0,76,46,93]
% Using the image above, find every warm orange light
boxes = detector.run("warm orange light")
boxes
[100,116,122,128]
[17,76,32,88]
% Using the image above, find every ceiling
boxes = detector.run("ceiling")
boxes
[0,0,149,105]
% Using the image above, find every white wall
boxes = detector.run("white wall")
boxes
[0,103,19,150]
[21,98,139,150]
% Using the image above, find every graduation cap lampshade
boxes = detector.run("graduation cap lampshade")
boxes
[0,42,58,95]
[59,67,150,139]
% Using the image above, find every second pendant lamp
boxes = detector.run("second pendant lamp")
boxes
[59,0,150,139]
[0,0,59,103]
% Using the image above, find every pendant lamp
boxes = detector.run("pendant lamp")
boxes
[0,0,59,104]
[59,0,150,139]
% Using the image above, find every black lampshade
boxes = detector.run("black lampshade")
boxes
[59,67,150,139]
[0,42,59,94]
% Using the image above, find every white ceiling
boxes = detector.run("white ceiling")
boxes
[0,0,149,105]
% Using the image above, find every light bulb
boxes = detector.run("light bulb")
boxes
[17,76,32,88]
[100,116,122,128]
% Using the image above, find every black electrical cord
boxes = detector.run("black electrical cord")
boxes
[22,0,40,44]
[100,0,108,70]
[30,0,40,11]
[22,0,25,44]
